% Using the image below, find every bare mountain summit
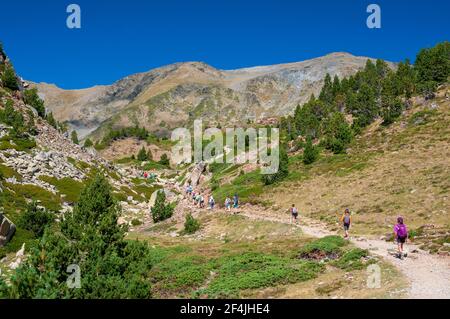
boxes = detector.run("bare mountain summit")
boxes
[34,52,390,139]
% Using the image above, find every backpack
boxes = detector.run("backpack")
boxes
[396,224,408,238]
[343,215,350,224]
[291,207,298,214]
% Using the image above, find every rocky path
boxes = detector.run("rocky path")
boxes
[173,188,450,299]
[233,207,450,299]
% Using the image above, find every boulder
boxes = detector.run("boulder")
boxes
[0,213,16,247]
[186,162,206,187]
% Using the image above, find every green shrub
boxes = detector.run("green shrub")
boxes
[151,190,174,223]
[131,218,142,226]
[303,137,319,165]
[1,65,19,90]
[83,138,93,148]
[183,214,200,234]
[299,236,347,257]
[18,201,55,238]
[202,253,324,298]
[159,153,170,166]
[38,176,84,203]
[137,146,148,161]
[71,130,79,145]
[1,174,154,299]
[23,88,45,117]
[261,144,289,185]
[332,248,369,270]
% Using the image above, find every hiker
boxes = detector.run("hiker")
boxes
[340,209,352,238]
[143,171,148,179]
[199,194,205,208]
[394,216,408,259]
[233,194,239,209]
[209,195,215,210]
[195,193,201,207]
[290,204,299,224]
[224,196,232,211]
[192,191,197,204]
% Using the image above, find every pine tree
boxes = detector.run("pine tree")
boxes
[71,130,79,145]
[1,174,154,299]
[151,190,174,223]
[83,138,93,148]
[146,149,153,161]
[303,137,319,165]
[23,88,45,117]
[261,143,289,185]
[159,153,170,166]
[137,146,148,161]
[322,112,353,154]
[319,73,334,105]
[46,112,57,129]
[415,41,450,94]
[1,64,19,90]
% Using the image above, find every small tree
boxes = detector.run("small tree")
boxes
[18,202,55,238]
[23,88,45,117]
[262,144,289,185]
[46,112,57,129]
[0,100,25,136]
[146,149,153,161]
[137,146,148,161]
[303,137,319,165]
[1,65,19,90]
[183,213,200,234]
[151,190,174,223]
[159,153,170,166]
[71,130,79,145]
[83,138,93,148]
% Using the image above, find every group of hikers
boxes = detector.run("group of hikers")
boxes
[185,183,239,211]
[184,180,409,260]
[290,205,409,259]
[142,171,157,179]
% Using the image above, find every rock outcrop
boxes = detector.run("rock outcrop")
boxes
[186,162,207,187]
[0,212,16,247]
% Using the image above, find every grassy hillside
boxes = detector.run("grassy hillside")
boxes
[210,86,450,255]
[129,212,405,298]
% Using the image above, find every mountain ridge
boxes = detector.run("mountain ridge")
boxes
[32,52,394,139]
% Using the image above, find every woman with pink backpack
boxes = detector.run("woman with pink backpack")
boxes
[394,216,408,259]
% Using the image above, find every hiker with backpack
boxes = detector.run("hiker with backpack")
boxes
[394,216,408,259]
[224,196,232,211]
[340,209,352,238]
[209,195,215,210]
[199,194,205,208]
[233,194,239,209]
[195,193,201,207]
[290,204,299,224]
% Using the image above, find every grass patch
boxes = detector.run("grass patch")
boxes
[200,252,324,298]
[212,169,264,205]
[0,135,36,152]
[0,163,22,181]
[38,175,85,203]
[2,182,62,215]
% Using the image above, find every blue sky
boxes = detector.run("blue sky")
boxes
[0,0,449,89]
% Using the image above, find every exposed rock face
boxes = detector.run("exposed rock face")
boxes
[33,53,393,139]
[186,162,207,187]
[0,213,16,247]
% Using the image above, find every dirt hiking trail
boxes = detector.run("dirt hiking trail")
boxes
[174,190,450,299]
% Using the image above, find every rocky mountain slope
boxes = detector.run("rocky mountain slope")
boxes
[34,52,391,139]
